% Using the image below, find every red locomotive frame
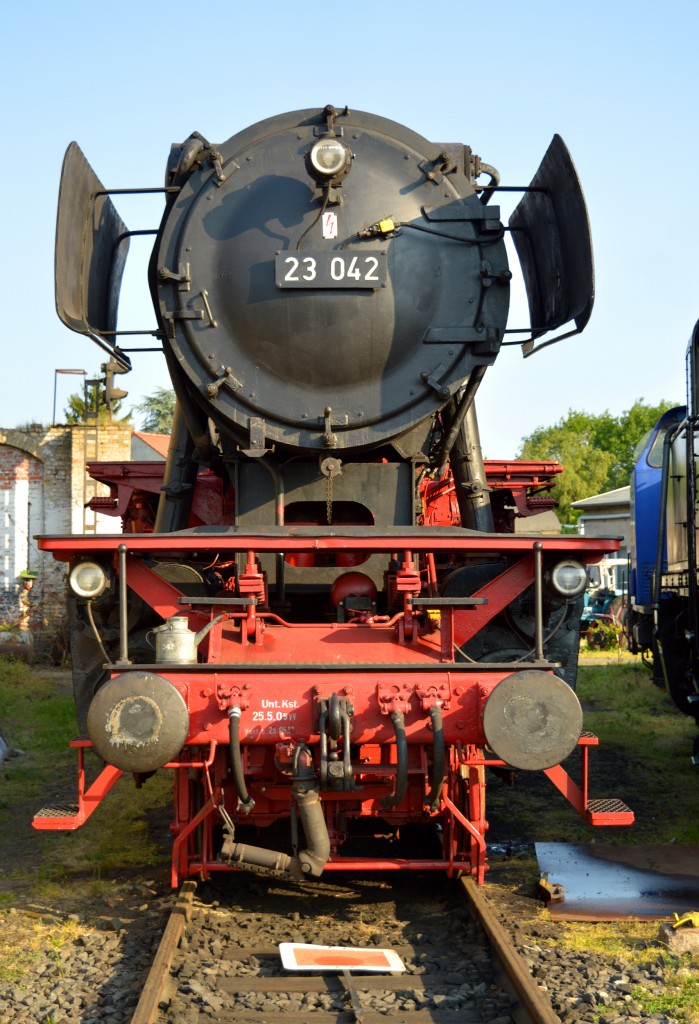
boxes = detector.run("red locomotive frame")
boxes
[35,524,632,886]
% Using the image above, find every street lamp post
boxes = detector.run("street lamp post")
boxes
[53,369,86,426]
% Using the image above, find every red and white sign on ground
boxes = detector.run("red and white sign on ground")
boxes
[279,943,406,972]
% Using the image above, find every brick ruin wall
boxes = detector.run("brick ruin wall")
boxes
[0,425,132,658]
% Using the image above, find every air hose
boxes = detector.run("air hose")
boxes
[425,705,445,811]
[381,710,408,809]
[228,707,254,812]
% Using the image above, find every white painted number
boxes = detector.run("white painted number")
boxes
[284,256,317,282]
[302,257,316,281]
[283,256,299,282]
[364,256,379,281]
[279,253,384,286]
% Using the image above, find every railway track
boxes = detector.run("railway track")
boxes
[130,875,559,1024]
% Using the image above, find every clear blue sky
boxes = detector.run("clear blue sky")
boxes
[3,1,698,457]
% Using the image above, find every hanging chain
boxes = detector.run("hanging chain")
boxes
[320,457,343,526]
[326,472,333,525]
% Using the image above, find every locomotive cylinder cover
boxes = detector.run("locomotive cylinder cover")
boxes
[153,107,511,454]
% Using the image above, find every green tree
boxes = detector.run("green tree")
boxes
[133,387,176,433]
[517,399,677,524]
[64,377,128,424]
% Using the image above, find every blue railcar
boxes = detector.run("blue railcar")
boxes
[626,322,699,761]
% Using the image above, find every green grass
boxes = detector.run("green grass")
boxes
[0,659,171,898]
[554,919,699,1023]
[0,660,75,795]
[632,972,699,1024]
[578,663,699,844]
[0,911,85,985]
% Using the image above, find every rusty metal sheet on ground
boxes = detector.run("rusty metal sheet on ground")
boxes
[535,843,699,919]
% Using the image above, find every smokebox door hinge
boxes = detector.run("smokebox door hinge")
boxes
[162,291,218,337]
[158,262,191,292]
[238,418,273,458]
[205,367,243,399]
[420,364,451,400]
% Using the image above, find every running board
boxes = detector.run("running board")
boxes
[543,733,635,827]
[32,753,123,831]
[33,802,84,830]
[585,798,634,826]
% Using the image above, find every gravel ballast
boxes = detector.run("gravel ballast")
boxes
[0,872,690,1024]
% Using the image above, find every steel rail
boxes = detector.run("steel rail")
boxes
[129,881,196,1024]
[460,876,561,1024]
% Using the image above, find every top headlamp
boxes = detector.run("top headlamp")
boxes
[308,138,351,180]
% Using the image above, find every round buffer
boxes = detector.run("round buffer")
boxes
[482,670,583,771]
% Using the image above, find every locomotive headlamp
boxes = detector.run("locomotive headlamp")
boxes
[308,138,351,180]
[548,559,588,599]
[69,561,109,600]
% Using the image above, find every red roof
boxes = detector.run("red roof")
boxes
[133,432,170,459]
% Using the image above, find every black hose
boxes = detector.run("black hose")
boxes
[228,707,254,810]
[381,711,408,810]
[425,706,445,811]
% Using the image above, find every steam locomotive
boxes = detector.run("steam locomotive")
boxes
[34,105,632,884]
[626,319,699,762]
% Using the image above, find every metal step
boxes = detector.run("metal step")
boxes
[33,803,83,829]
[585,798,634,826]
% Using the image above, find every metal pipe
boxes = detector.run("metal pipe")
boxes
[85,600,112,666]
[381,711,408,810]
[221,778,330,879]
[445,398,494,533]
[228,707,255,811]
[258,457,286,607]
[342,705,352,791]
[425,706,445,811]
[533,542,544,661]
[318,709,329,789]
[117,544,131,665]
[293,783,331,876]
[154,402,198,533]
[436,367,486,477]
[223,842,294,874]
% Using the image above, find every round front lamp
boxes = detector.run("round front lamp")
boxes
[69,561,109,600]
[308,138,351,179]
[548,559,587,599]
